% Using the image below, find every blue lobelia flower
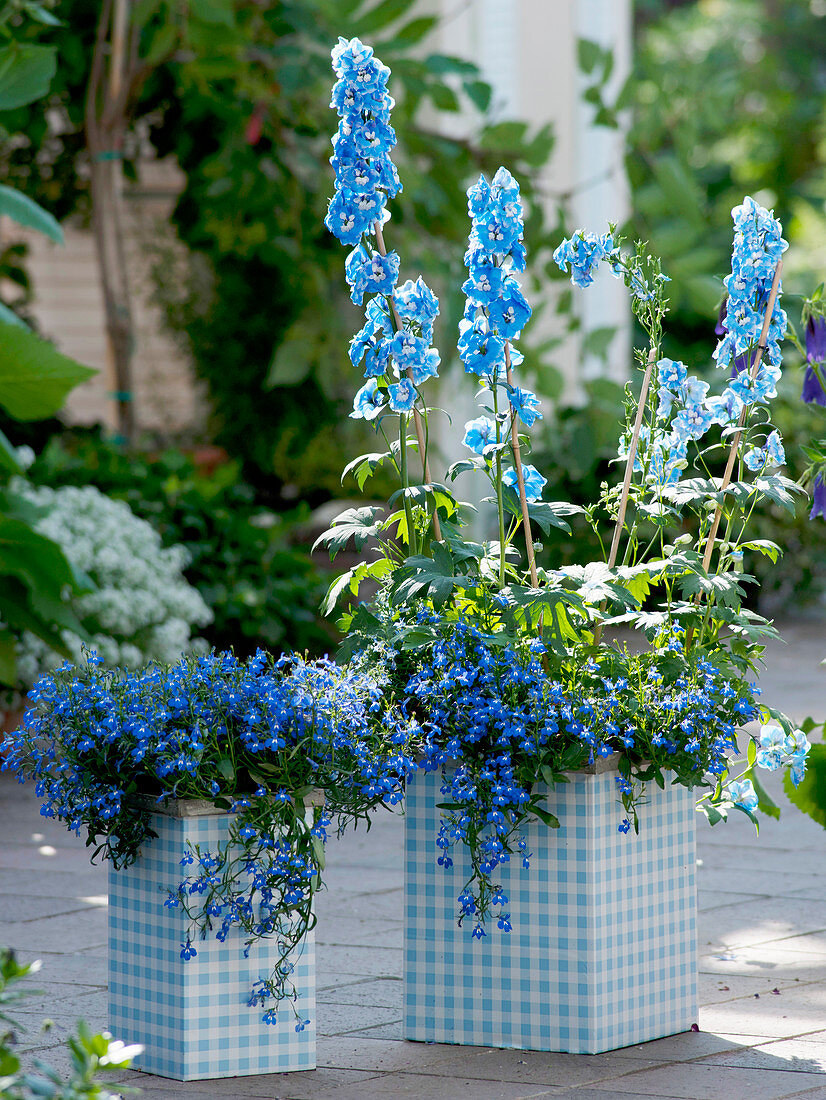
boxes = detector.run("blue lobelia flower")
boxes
[811,474,826,521]
[503,463,546,502]
[802,316,826,406]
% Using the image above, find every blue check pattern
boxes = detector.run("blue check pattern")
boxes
[108,811,315,1080]
[403,768,697,1054]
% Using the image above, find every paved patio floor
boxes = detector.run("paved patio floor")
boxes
[3,620,826,1099]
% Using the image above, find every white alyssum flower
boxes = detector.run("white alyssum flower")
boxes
[11,482,212,690]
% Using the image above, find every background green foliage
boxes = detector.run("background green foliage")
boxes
[30,429,334,657]
[2,0,557,502]
[625,0,826,609]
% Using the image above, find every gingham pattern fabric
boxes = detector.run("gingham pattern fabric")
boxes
[108,811,315,1080]
[403,768,697,1054]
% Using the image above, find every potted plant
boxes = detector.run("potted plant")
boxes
[2,648,414,1080]
[317,37,813,1053]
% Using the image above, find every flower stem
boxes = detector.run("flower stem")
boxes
[504,340,538,587]
[399,413,417,556]
[592,345,658,647]
[373,220,441,542]
[492,382,506,586]
[685,259,782,650]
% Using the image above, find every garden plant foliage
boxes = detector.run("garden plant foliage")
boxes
[1,0,557,497]
[317,37,816,937]
[0,947,140,1099]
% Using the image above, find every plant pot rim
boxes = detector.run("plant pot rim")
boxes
[143,789,326,818]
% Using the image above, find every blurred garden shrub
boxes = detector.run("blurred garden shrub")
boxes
[0,947,139,1099]
[10,469,212,693]
[3,0,558,502]
[30,430,334,658]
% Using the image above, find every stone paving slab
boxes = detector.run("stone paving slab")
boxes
[2,618,826,1098]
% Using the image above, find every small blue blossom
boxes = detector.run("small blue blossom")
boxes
[350,378,386,420]
[462,416,498,456]
[727,779,759,814]
[503,464,546,502]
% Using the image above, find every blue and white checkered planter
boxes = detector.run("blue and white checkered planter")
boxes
[108,803,315,1080]
[404,764,697,1054]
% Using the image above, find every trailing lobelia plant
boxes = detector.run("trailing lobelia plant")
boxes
[317,38,815,939]
[1,648,416,1026]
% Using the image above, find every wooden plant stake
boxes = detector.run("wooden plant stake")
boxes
[592,346,658,648]
[373,222,442,542]
[505,341,539,588]
[685,259,783,649]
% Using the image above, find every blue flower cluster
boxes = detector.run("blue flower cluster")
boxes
[2,648,416,1023]
[325,37,399,247]
[389,614,761,935]
[727,778,759,813]
[552,231,616,288]
[755,723,810,786]
[713,197,788,388]
[744,429,785,472]
[458,168,545,501]
[325,38,441,423]
[552,230,668,305]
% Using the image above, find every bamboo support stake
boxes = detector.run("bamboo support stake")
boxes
[592,346,658,648]
[685,259,783,648]
[505,341,539,588]
[373,221,442,542]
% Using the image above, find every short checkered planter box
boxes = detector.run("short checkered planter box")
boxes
[404,764,697,1054]
[108,802,315,1080]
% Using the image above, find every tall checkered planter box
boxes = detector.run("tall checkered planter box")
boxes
[404,763,697,1054]
[108,801,315,1080]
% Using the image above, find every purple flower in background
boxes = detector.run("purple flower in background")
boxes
[802,316,826,407]
[811,474,826,521]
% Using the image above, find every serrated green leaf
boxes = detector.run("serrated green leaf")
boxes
[312,506,382,559]
[341,451,393,490]
[391,542,457,607]
[739,539,782,564]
